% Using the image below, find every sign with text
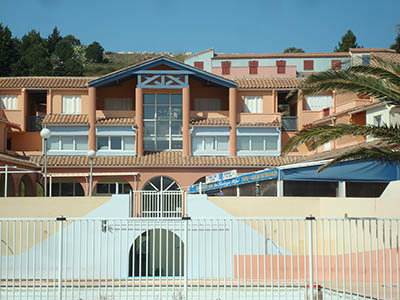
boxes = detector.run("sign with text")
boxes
[190,169,279,193]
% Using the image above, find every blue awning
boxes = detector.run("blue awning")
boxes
[280,160,400,182]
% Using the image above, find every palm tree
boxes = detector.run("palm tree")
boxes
[283,56,400,171]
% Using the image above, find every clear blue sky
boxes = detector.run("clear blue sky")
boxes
[1,0,399,54]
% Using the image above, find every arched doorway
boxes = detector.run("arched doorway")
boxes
[0,174,15,196]
[141,176,182,217]
[19,175,34,196]
[128,229,184,277]
[143,176,180,191]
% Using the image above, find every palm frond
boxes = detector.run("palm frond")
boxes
[348,59,400,88]
[301,70,400,105]
[283,124,400,153]
[317,146,400,172]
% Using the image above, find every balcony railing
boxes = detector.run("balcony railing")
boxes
[281,116,298,132]
[27,115,44,132]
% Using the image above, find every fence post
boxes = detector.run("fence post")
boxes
[57,216,66,300]
[306,215,315,300]
[183,216,191,300]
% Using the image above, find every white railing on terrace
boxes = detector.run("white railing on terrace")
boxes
[131,191,185,218]
[0,217,399,300]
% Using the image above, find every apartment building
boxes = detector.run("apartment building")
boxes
[0,49,398,199]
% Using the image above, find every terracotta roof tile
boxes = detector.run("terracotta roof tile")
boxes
[96,117,135,126]
[190,118,230,126]
[29,152,301,168]
[0,77,95,89]
[43,115,136,126]
[236,78,304,89]
[350,48,396,54]
[0,153,38,168]
[371,52,400,64]
[213,52,349,59]
[42,114,89,125]
[296,140,381,163]
[238,121,281,128]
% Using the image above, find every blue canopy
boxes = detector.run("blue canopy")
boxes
[280,160,400,182]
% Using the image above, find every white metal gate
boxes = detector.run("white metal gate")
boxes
[132,191,185,218]
[1,217,399,300]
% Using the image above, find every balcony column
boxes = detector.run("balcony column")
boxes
[21,89,27,132]
[88,87,96,151]
[135,87,144,156]
[46,89,52,114]
[182,87,190,156]
[229,87,237,156]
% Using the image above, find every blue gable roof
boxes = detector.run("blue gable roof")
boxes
[88,56,238,88]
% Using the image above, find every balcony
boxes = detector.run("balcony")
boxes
[281,116,298,131]
[27,115,44,131]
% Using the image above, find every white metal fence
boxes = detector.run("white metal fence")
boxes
[1,217,399,300]
[132,191,185,218]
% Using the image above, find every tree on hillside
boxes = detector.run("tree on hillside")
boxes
[11,30,52,76]
[63,35,81,47]
[11,44,52,76]
[47,26,62,54]
[334,30,362,52]
[52,38,84,76]
[0,23,19,76]
[19,30,46,52]
[284,57,400,170]
[283,47,305,53]
[85,41,104,63]
[390,24,400,53]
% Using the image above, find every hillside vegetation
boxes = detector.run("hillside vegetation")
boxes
[84,52,189,76]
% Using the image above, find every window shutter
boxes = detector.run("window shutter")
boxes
[249,61,258,74]
[194,61,204,69]
[304,60,314,71]
[331,60,342,70]
[221,61,231,75]
[0,95,18,110]
[62,96,81,114]
[276,60,286,74]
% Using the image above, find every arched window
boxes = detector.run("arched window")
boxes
[143,176,180,192]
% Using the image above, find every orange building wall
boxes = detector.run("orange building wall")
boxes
[96,77,137,110]
[0,90,24,129]
[50,90,89,115]
[189,78,229,110]
[9,131,42,152]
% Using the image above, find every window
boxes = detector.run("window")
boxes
[194,98,221,111]
[194,61,204,69]
[305,95,333,111]
[96,136,135,151]
[276,60,286,74]
[96,182,132,195]
[144,93,182,151]
[362,55,370,65]
[304,60,314,71]
[374,115,382,127]
[48,136,88,151]
[49,182,84,197]
[243,96,262,113]
[0,95,18,110]
[221,61,231,75]
[238,136,279,151]
[249,61,258,74]
[104,98,132,110]
[193,136,229,152]
[331,60,342,70]
[62,95,81,114]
